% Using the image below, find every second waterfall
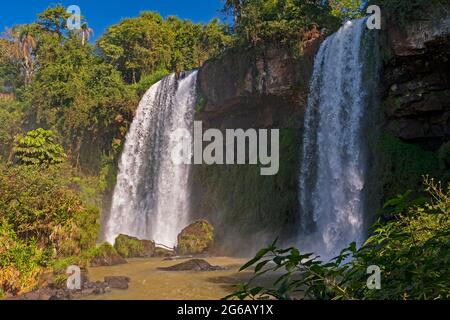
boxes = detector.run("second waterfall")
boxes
[104,71,198,247]
[298,19,380,259]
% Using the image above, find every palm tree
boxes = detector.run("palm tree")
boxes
[78,23,94,46]
[225,0,242,26]
[12,26,36,85]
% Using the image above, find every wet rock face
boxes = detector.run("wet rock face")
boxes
[388,11,450,57]
[192,40,322,255]
[383,12,450,148]
[197,39,322,130]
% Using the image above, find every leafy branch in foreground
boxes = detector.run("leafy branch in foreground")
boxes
[226,177,450,300]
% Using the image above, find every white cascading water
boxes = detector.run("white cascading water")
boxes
[104,71,198,247]
[298,19,377,259]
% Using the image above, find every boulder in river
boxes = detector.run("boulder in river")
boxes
[114,234,155,258]
[104,276,130,290]
[158,259,224,272]
[89,243,127,267]
[176,220,214,255]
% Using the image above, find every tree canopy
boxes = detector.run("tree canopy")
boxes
[98,12,231,83]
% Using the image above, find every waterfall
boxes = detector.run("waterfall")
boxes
[298,19,379,259]
[104,71,198,247]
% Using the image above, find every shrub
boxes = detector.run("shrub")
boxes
[0,100,23,161]
[133,69,169,97]
[13,128,66,167]
[0,164,100,257]
[0,221,49,295]
[114,234,155,258]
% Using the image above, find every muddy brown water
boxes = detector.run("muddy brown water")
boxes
[84,257,258,300]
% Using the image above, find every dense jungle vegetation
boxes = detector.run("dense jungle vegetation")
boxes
[0,0,449,299]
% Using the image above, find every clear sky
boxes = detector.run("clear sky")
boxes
[0,0,227,39]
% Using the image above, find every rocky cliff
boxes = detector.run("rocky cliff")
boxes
[191,41,322,255]
[192,14,450,255]
[196,40,322,130]
[378,11,450,199]
[382,11,450,149]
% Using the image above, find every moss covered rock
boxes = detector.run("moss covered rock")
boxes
[176,220,214,255]
[114,234,155,258]
[88,243,127,267]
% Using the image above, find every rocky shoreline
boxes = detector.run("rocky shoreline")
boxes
[9,276,130,300]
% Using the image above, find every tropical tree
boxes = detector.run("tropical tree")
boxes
[36,5,70,35]
[329,0,364,21]
[98,12,173,83]
[17,28,36,84]
[223,0,243,25]
[0,38,21,90]
[78,23,94,46]
[98,11,231,83]
[222,0,340,46]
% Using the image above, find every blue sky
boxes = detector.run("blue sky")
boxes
[0,0,227,39]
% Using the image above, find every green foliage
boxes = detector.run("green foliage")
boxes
[14,128,66,167]
[98,12,231,83]
[133,69,170,97]
[0,38,22,91]
[114,234,146,258]
[223,0,341,48]
[84,242,118,262]
[112,234,155,258]
[86,242,128,267]
[227,178,450,300]
[23,36,136,151]
[0,221,49,295]
[0,100,23,160]
[0,164,100,257]
[36,5,70,34]
[329,0,364,21]
[0,162,100,295]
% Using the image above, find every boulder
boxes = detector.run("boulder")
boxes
[104,276,130,290]
[114,234,155,258]
[158,259,224,272]
[176,220,214,255]
[89,243,127,267]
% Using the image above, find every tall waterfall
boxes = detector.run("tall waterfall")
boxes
[104,71,198,247]
[298,19,379,259]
